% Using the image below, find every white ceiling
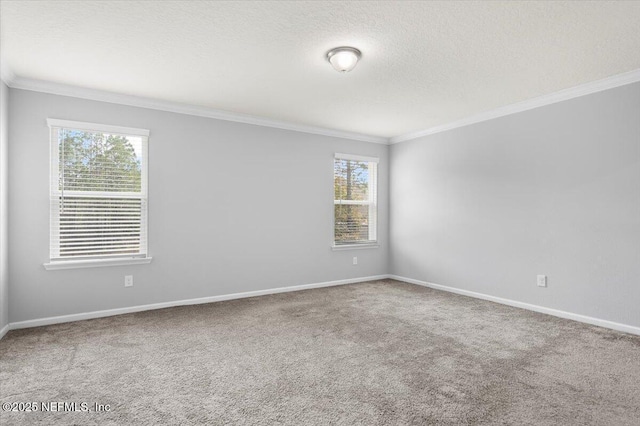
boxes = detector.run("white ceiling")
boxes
[1,1,640,140]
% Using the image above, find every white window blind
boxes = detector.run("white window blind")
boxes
[48,119,149,262]
[334,153,378,245]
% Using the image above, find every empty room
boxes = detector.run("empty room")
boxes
[0,1,639,424]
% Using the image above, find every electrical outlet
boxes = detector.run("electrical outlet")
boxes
[537,275,547,287]
[353,257,358,265]
[124,275,133,287]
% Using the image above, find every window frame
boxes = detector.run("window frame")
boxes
[332,153,379,250]
[44,119,152,270]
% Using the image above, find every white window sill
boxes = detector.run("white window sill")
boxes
[44,257,153,270]
[331,244,379,251]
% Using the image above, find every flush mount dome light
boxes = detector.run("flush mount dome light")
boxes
[327,47,361,73]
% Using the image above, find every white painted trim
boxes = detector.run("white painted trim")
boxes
[8,275,389,331]
[335,153,380,163]
[47,118,150,137]
[7,68,640,146]
[0,324,9,341]
[44,257,153,271]
[331,244,379,251]
[389,275,640,336]
[6,274,639,338]
[389,68,640,144]
[8,77,388,144]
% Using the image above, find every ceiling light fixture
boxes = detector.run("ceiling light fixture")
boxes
[326,47,361,73]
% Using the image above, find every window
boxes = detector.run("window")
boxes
[45,119,150,269]
[333,153,378,247]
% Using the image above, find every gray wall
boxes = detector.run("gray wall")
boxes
[7,81,640,329]
[390,82,640,328]
[8,89,389,323]
[0,82,8,330]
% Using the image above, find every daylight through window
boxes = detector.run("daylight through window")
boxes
[334,153,378,246]
[48,119,149,262]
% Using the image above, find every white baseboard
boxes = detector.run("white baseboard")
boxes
[0,323,9,341]
[6,275,389,332]
[389,275,640,336]
[5,274,638,338]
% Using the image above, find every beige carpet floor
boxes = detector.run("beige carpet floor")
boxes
[1,279,639,425]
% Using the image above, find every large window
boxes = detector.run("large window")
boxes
[334,153,378,246]
[46,119,149,268]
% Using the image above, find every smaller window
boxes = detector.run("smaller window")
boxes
[333,153,378,246]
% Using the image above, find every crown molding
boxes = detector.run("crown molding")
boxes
[7,76,389,145]
[390,68,640,144]
[6,67,640,146]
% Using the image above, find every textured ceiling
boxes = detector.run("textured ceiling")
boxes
[1,1,640,139]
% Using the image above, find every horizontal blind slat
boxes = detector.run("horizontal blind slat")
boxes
[56,243,144,250]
